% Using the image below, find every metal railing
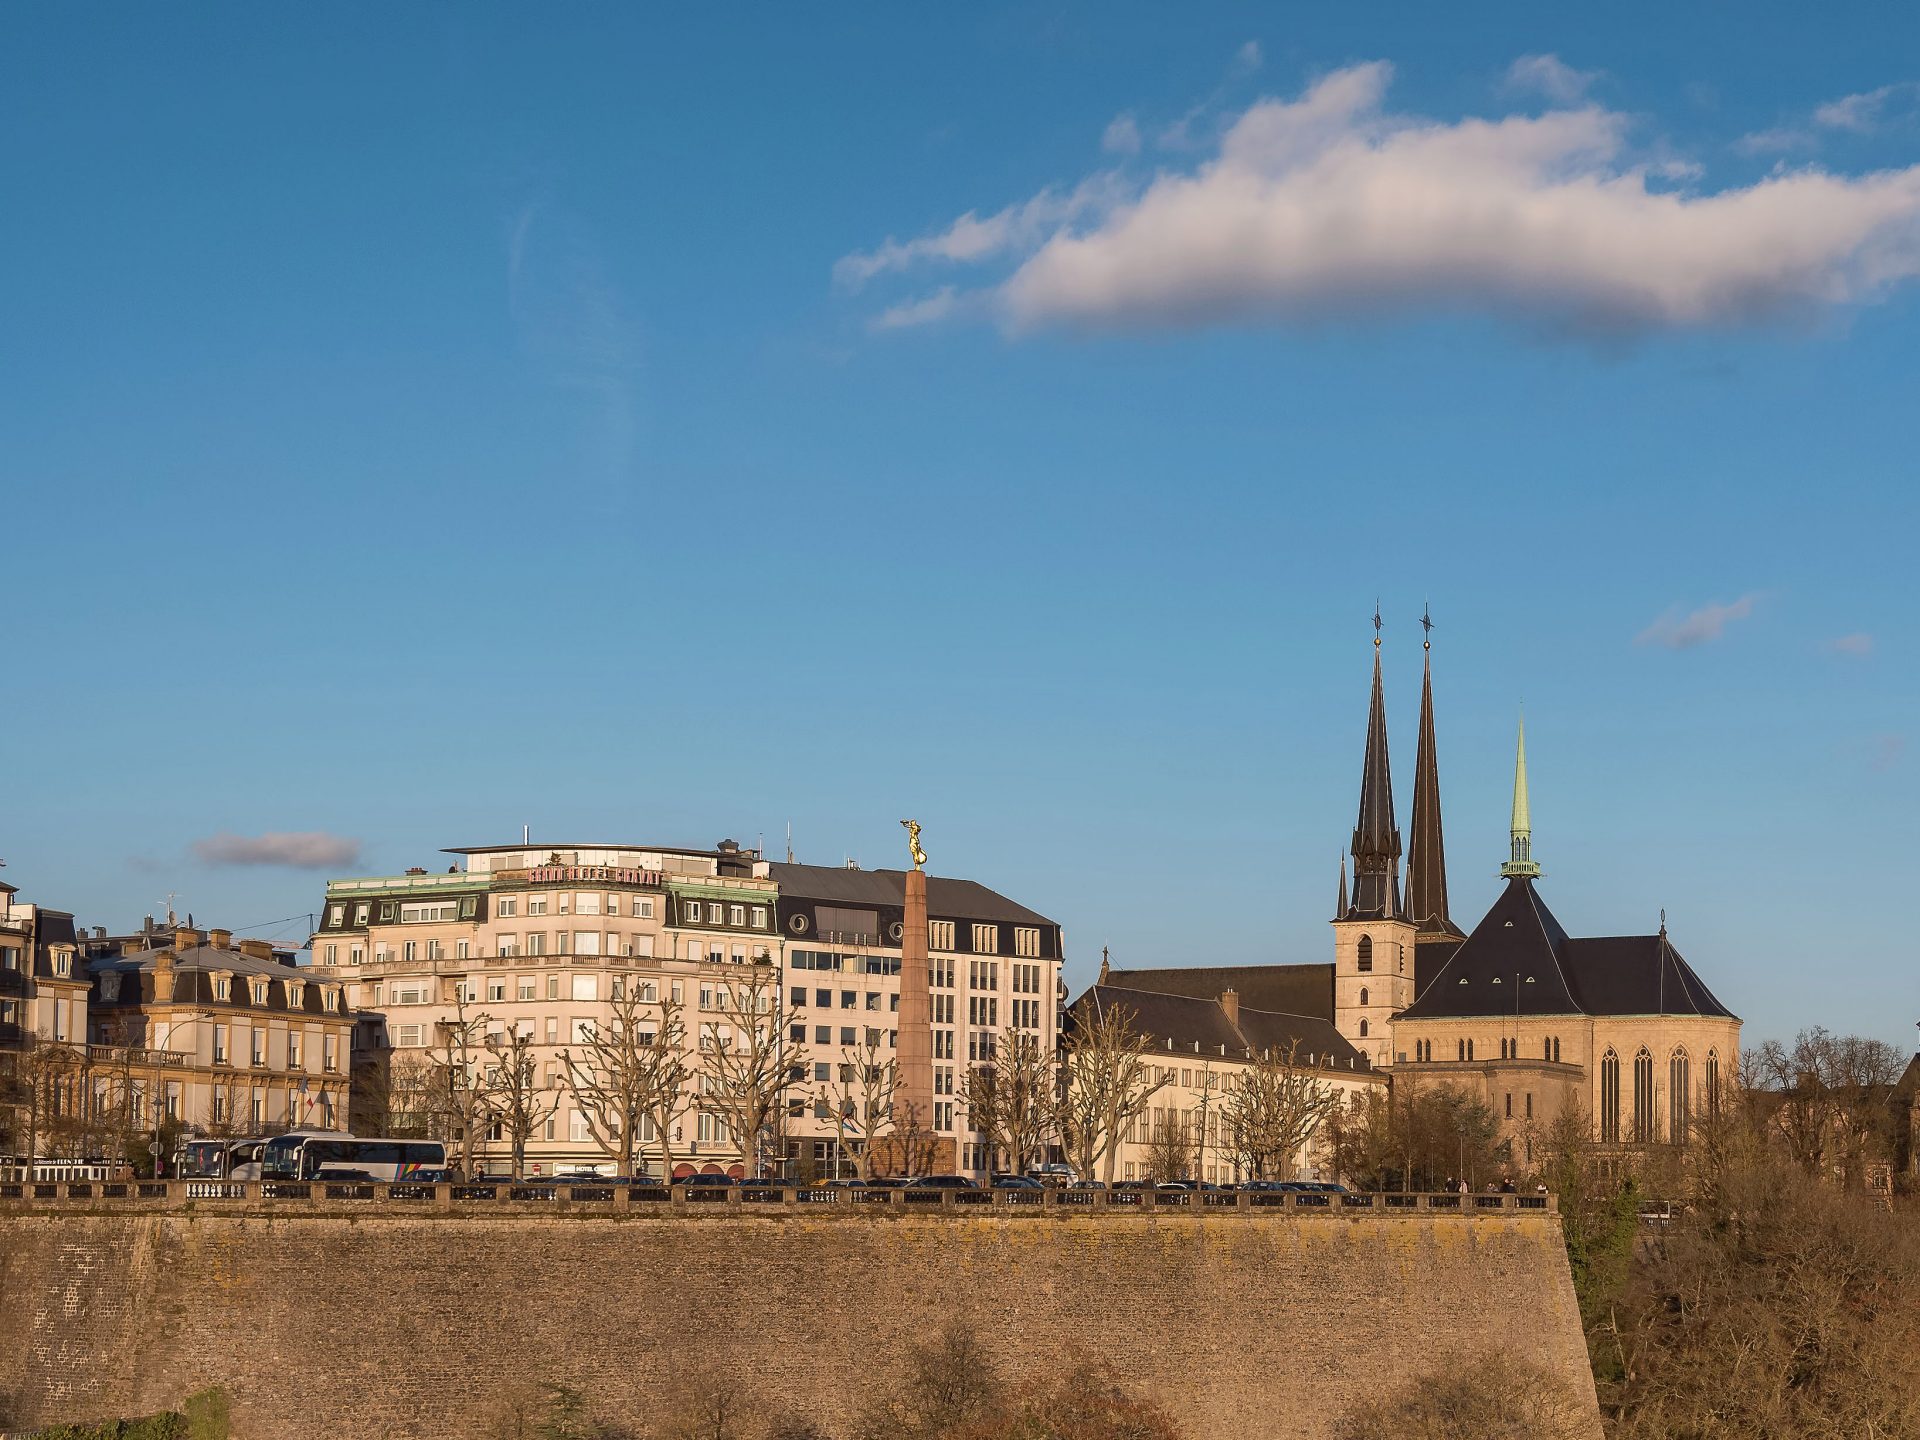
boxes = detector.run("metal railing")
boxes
[0,1182,1556,1215]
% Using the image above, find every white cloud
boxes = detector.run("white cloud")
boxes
[1635,595,1760,650]
[834,173,1127,290]
[192,832,362,869]
[1102,113,1142,156]
[1828,632,1874,656]
[1506,54,1599,104]
[870,286,963,331]
[846,62,1920,338]
[1739,82,1917,154]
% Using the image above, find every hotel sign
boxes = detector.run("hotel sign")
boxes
[525,865,663,887]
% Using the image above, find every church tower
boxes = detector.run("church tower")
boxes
[1406,610,1464,943]
[1332,616,1416,1067]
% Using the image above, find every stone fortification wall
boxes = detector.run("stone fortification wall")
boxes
[0,1211,1600,1440]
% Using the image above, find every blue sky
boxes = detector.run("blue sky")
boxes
[2,6,1916,1050]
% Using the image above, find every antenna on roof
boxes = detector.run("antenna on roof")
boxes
[523,824,530,845]
[785,822,793,865]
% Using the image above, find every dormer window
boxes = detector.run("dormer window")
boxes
[323,987,341,1013]
[213,974,233,1001]
[251,980,269,1006]
[53,953,73,978]
[287,981,306,1008]
[100,972,122,1003]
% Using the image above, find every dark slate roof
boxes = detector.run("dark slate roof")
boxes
[1103,964,1334,1024]
[1072,983,1368,1071]
[93,943,315,982]
[768,863,1055,927]
[1398,877,1737,1021]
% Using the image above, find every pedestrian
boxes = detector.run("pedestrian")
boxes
[1500,1176,1516,1194]
[1456,1177,1469,1194]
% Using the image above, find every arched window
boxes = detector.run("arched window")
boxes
[1633,1048,1655,1144]
[1457,1039,1466,1062]
[1356,935,1373,973]
[1669,1049,1691,1146]
[1706,1050,1721,1117]
[1600,1049,1620,1143]
[1358,987,1369,1007]
[1466,1038,1475,1062]
[1358,1018,1369,1037]
[1552,1037,1561,1064]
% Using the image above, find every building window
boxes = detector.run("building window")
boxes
[1358,1018,1369,1037]
[1706,1050,1721,1117]
[497,898,518,918]
[1014,927,1040,958]
[1600,1049,1620,1143]
[1356,935,1373,973]
[929,920,955,951]
[970,924,999,953]
[1669,1050,1691,1146]
[1358,987,1368,1007]
[1633,1048,1655,1143]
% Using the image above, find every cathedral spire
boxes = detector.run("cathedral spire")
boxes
[1500,710,1542,879]
[1335,855,1348,919]
[1405,607,1458,936]
[1349,614,1402,917]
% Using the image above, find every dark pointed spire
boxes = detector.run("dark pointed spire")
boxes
[1349,620,1402,918]
[1336,856,1349,919]
[1406,609,1462,938]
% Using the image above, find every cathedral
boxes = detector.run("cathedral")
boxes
[1099,622,1740,1163]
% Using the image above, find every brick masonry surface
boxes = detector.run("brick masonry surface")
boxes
[0,1212,1602,1440]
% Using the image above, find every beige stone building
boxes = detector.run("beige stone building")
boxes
[0,883,88,1155]
[314,840,779,1177]
[1072,979,1384,1183]
[86,926,356,1138]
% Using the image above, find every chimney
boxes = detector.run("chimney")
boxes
[208,928,233,950]
[236,939,275,962]
[1219,989,1240,1029]
[122,938,146,957]
[174,927,204,951]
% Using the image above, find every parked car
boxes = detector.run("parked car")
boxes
[864,1176,908,1189]
[1067,1179,1109,1191]
[1112,1179,1153,1190]
[1030,1162,1077,1187]
[671,1173,734,1187]
[905,1174,978,1190]
[989,1174,1044,1190]
[823,1178,867,1189]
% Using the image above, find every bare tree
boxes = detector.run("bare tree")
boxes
[817,1029,898,1181]
[483,1030,559,1179]
[1058,1001,1168,1184]
[425,988,494,1179]
[558,982,692,1179]
[1145,1110,1191,1183]
[696,968,805,1179]
[961,1029,1056,1175]
[1755,1028,1907,1186]
[1221,1039,1344,1181]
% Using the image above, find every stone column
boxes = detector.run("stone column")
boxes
[894,866,935,1168]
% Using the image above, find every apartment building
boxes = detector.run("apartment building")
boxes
[314,840,780,1177]
[770,862,1065,1177]
[85,926,356,1137]
[0,882,87,1152]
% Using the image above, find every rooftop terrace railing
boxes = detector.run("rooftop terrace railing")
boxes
[0,1181,1555,1216]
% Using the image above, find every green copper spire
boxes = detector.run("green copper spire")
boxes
[1500,710,1542,879]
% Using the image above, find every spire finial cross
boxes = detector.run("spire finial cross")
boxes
[1373,600,1383,647]
[1421,601,1433,650]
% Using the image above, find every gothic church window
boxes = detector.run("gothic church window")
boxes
[1359,1019,1369,1037]
[1705,1050,1721,1117]
[1356,935,1373,973]
[1669,1050,1691,1146]
[1632,1048,1655,1144]
[1358,988,1368,1007]
[1600,1049,1620,1143]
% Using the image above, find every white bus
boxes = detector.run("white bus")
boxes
[173,1138,276,1180]
[261,1134,446,1182]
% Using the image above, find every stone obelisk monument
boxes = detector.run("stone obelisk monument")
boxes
[892,818,940,1172]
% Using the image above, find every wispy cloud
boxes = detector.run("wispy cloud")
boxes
[1158,40,1266,151]
[835,173,1128,291]
[1635,595,1761,649]
[1828,632,1874,656]
[1505,54,1600,105]
[1102,113,1142,156]
[192,832,361,869]
[842,62,1920,340]
[1739,81,1918,154]
[870,286,964,331]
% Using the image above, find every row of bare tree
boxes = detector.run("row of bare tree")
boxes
[368,980,1351,1184]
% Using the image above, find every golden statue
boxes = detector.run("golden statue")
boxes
[900,818,926,871]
